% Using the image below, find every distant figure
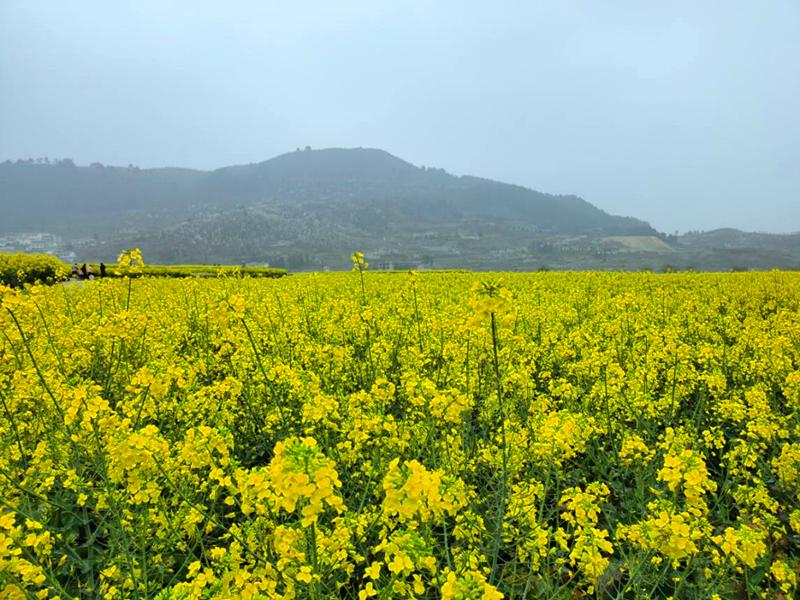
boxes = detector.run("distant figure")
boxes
[80,263,87,279]
[100,263,107,278]
[71,264,79,279]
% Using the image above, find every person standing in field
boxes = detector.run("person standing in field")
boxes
[80,263,87,279]
[100,263,107,278]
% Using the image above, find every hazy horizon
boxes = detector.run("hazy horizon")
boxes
[2,1,798,234]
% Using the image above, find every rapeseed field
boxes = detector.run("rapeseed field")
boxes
[1,264,799,598]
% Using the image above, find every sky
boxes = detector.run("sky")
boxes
[1,1,798,233]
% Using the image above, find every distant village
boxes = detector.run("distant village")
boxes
[0,232,83,264]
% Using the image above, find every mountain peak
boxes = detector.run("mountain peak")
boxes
[249,146,420,179]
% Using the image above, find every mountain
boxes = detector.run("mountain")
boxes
[0,148,660,268]
[3,149,797,270]
[0,149,653,237]
[0,159,204,234]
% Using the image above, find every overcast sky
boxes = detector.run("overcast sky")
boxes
[2,1,798,233]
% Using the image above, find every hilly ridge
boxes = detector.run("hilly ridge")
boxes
[0,148,653,236]
[2,148,798,270]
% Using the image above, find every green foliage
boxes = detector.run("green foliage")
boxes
[0,252,67,286]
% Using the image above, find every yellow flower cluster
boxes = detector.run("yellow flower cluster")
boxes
[529,410,596,466]
[0,512,49,596]
[267,437,343,526]
[618,506,707,563]
[557,483,614,588]
[618,433,655,466]
[382,458,465,523]
[713,524,767,569]
[440,568,503,600]
[115,247,145,274]
[1,269,799,598]
[658,449,717,515]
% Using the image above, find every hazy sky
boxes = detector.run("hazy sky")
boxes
[2,1,798,233]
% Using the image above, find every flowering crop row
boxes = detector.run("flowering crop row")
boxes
[0,253,68,287]
[0,269,798,598]
[89,264,288,279]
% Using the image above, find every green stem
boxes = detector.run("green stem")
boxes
[489,311,508,585]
